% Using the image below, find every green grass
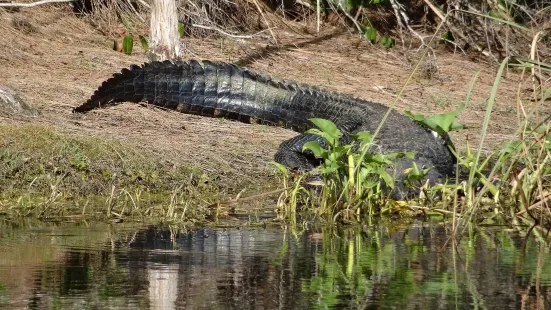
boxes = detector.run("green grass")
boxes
[0,123,221,221]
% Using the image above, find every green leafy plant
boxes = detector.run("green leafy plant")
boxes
[279,118,418,221]
[359,17,378,43]
[441,31,454,42]
[379,35,395,48]
[404,104,466,138]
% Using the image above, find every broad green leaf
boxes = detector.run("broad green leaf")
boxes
[328,147,347,162]
[405,108,465,136]
[309,118,342,141]
[122,35,133,55]
[364,27,377,43]
[379,35,394,48]
[178,22,184,37]
[139,35,149,52]
[543,87,551,101]
[404,162,427,182]
[305,128,335,146]
[322,163,340,175]
[305,128,324,136]
[403,151,416,160]
[501,141,522,155]
[425,111,462,132]
[354,131,373,142]
[270,161,289,174]
[354,131,374,149]
[375,167,394,189]
[303,141,326,157]
[404,111,426,122]
[342,0,355,12]
[358,167,369,181]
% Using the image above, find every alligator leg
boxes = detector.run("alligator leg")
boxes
[274,134,327,171]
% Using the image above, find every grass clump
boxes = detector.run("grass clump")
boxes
[0,123,220,220]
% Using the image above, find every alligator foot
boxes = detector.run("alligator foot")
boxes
[274,134,326,171]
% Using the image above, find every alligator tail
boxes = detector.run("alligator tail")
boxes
[73,60,319,132]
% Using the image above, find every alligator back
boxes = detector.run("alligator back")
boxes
[74,59,458,198]
[73,59,391,133]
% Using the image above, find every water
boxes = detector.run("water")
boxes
[0,220,550,309]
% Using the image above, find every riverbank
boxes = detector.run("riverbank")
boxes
[1,5,548,223]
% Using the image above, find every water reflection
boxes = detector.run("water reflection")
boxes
[0,220,549,309]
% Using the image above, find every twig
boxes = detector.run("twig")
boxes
[190,23,274,39]
[125,0,144,22]
[136,0,150,9]
[516,192,551,216]
[440,37,467,55]
[422,0,444,20]
[389,0,404,28]
[409,205,461,216]
[340,7,363,37]
[422,0,497,61]
[390,0,426,47]
[250,0,278,44]
[0,0,72,7]
[205,187,291,209]
[295,0,311,9]
[316,0,320,32]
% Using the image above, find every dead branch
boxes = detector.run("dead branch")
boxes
[0,0,73,7]
[422,0,498,61]
[389,0,426,47]
[190,23,274,39]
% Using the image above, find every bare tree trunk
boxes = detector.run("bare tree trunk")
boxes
[149,0,180,61]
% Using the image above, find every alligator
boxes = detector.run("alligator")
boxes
[73,59,457,200]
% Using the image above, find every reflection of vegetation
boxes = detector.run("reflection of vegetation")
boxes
[303,227,435,308]
[0,221,149,309]
[1,221,551,308]
[0,282,8,306]
[472,229,551,285]
[301,225,551,309]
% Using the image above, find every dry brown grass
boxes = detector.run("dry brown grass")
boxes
[0,5,548,194]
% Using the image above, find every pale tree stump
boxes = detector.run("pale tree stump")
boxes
[148,0,181,61]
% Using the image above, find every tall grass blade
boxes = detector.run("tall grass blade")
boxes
[467,57,510,207]
[463,70,481,110]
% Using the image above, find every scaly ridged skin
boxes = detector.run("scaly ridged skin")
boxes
[73,59,457,199]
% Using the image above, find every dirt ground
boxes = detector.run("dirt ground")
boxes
[1,6,549,191]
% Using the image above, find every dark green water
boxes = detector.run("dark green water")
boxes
[0,219,550,309]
